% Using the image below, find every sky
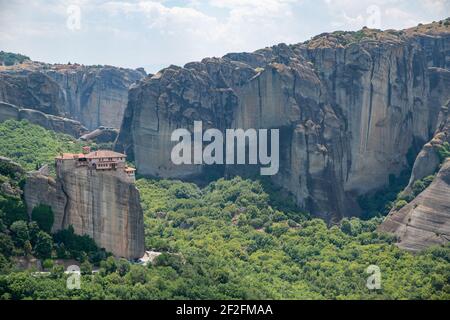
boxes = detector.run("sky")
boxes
[0,0,449,74]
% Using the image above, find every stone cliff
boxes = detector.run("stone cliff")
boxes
[377,96,450,251]
[116,20,450,221]
[24,164,145,259]
[0,101,88,137]
[0,60,145,130]
[378,158,450,252]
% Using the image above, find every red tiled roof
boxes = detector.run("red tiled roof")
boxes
[56,150,126,160]
[56,153,85,160]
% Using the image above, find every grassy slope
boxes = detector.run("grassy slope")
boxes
[0,120,85,171]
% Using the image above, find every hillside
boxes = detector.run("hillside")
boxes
[0,19,449,300]
[0,121,447,299]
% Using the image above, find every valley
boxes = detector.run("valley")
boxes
[0,19,449,300]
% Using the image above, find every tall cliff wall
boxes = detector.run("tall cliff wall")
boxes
[24,165,145,259]
[377,95,450,251]
[115,20,450,221]
[0,61,145,130]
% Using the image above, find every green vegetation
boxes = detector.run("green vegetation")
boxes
[394,200,408,210]
[53,226,109,263]
[357,170,411,219]
[0,51,30,66]
[31,204,54,233]
[0,176,448,299]
[356,141,442,218]
[3,173,448,299]
[0,120,111,271]
[437,142,450,162]
[0,159,27,227]
[0,120,85,172]
[0,119,448,299]
[0,120,113,174]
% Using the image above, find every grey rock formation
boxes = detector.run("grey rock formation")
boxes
[24,166,145,259]
[79,127,119,143]
[378,158,450,252]
[406,100,450,192]
[0,101,88,137]
[116,21,450,221]
[0,61,145,129]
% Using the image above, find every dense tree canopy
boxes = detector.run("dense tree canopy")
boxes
[0,120,448,300]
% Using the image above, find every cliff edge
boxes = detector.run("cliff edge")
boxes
[24,157,145,259]
[116,19,450,221]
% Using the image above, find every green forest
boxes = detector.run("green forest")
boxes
[0,120,449,299]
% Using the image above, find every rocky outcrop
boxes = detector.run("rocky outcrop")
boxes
[0,101,88,137]
[378,158,450,252]
[0,60,145,129]
[406,99,450,191]
[79,127,119,143]
[116,20,450,221]
[24,167,145,260]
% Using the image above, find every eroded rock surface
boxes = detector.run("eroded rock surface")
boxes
[116,20,450,221]
[379,159,450,252]
[0,61,145,129]
[79,127,119,143]
[24,167,145,259]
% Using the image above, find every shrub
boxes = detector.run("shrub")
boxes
[42,259,54,270]
[31,204,54,233]
[394,200,408,210]
[10,220,29,246]
[80,260,93,275]
[53,225,104,262]
[33,231,53,259]
[117,258,130,276]
[437,142,450,162]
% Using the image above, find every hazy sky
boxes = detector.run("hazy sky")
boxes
[0,0,448,73]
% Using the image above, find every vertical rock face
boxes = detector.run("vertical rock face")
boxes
[0,61,145,130]
[116,21,450,221]
[378,159,450,252]
[378,96,450,252]
[24,165,145,259]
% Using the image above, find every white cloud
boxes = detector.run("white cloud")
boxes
[322,0,442,30]
[0,0,448,72]
[100,0,301,52]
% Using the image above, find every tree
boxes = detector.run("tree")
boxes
[0,233,14,256]
[42,259,53,270]
[10,220,29,246]
[80,260,93,275]
[31,204,54,233]
[33,231,53,259]
[127,265,147,285]
[117,258,130,276]
[23,240,32,257]
[27,221,40,244]
[0,209,6,232]
[50,264,65,279]
[100,256,117,274]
